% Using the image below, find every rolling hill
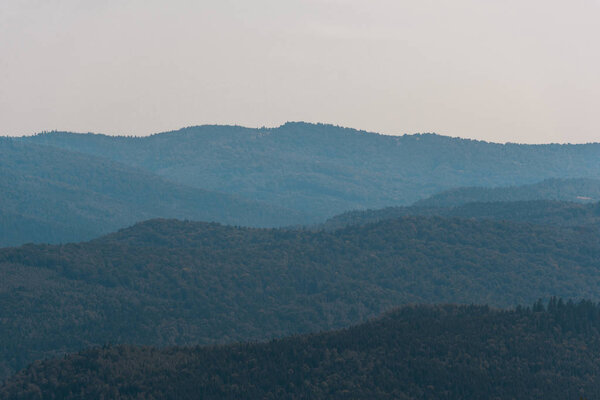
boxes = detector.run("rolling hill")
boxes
[414,178,600,207]
[3,300,600,399]
[22,123,600,219]
[320,200,600,231]
[0,139,306,246]
[2,216,600,379]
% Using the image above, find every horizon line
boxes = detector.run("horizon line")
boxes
[4,121,599,146]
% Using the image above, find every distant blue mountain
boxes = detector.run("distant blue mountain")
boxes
[0,139,306,246]
[24,122,600,218]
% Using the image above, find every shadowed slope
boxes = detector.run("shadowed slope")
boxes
[1,217,600,378]
[4,301,600,399]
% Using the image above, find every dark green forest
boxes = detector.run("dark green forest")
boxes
[23,123,600,218]
[0,139,306,246]
[2,216,600,379]
[3,300,600,399]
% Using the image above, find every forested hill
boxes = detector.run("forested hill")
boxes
[2,217,600,379]
[23,123,600,218]
[4,300,600,400]
[0,139,306,246]
[415,178,600,207]
[320,200,600,231]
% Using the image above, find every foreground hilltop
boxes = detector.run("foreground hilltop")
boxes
[3,300,600,399]
[2,216,600,379]
[24,122,600,218]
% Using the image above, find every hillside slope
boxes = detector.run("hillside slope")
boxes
[2,217,600,378]
[0,139,306,246]
[3,301,600,399]
[23,123,600,218]
[415,178,600,207]
[320,200,600,231]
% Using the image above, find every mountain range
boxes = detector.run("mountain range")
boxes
[2,215,600,379]
[21,122,600,217]
[3,123,600,396]
[3,123,600,246]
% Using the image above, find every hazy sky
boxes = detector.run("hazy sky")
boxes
[1,0,599,143]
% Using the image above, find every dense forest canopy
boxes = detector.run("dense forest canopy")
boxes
[2,216,600,379]
[4,124,600,396]
[23,123,600,218]
[4,300,600,399]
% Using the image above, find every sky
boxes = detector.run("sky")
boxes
[1,0,599,143]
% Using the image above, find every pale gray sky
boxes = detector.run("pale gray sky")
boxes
[1,0,599,143]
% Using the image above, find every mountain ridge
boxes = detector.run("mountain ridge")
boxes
[21,121,600,145]
[21,123,600,219]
